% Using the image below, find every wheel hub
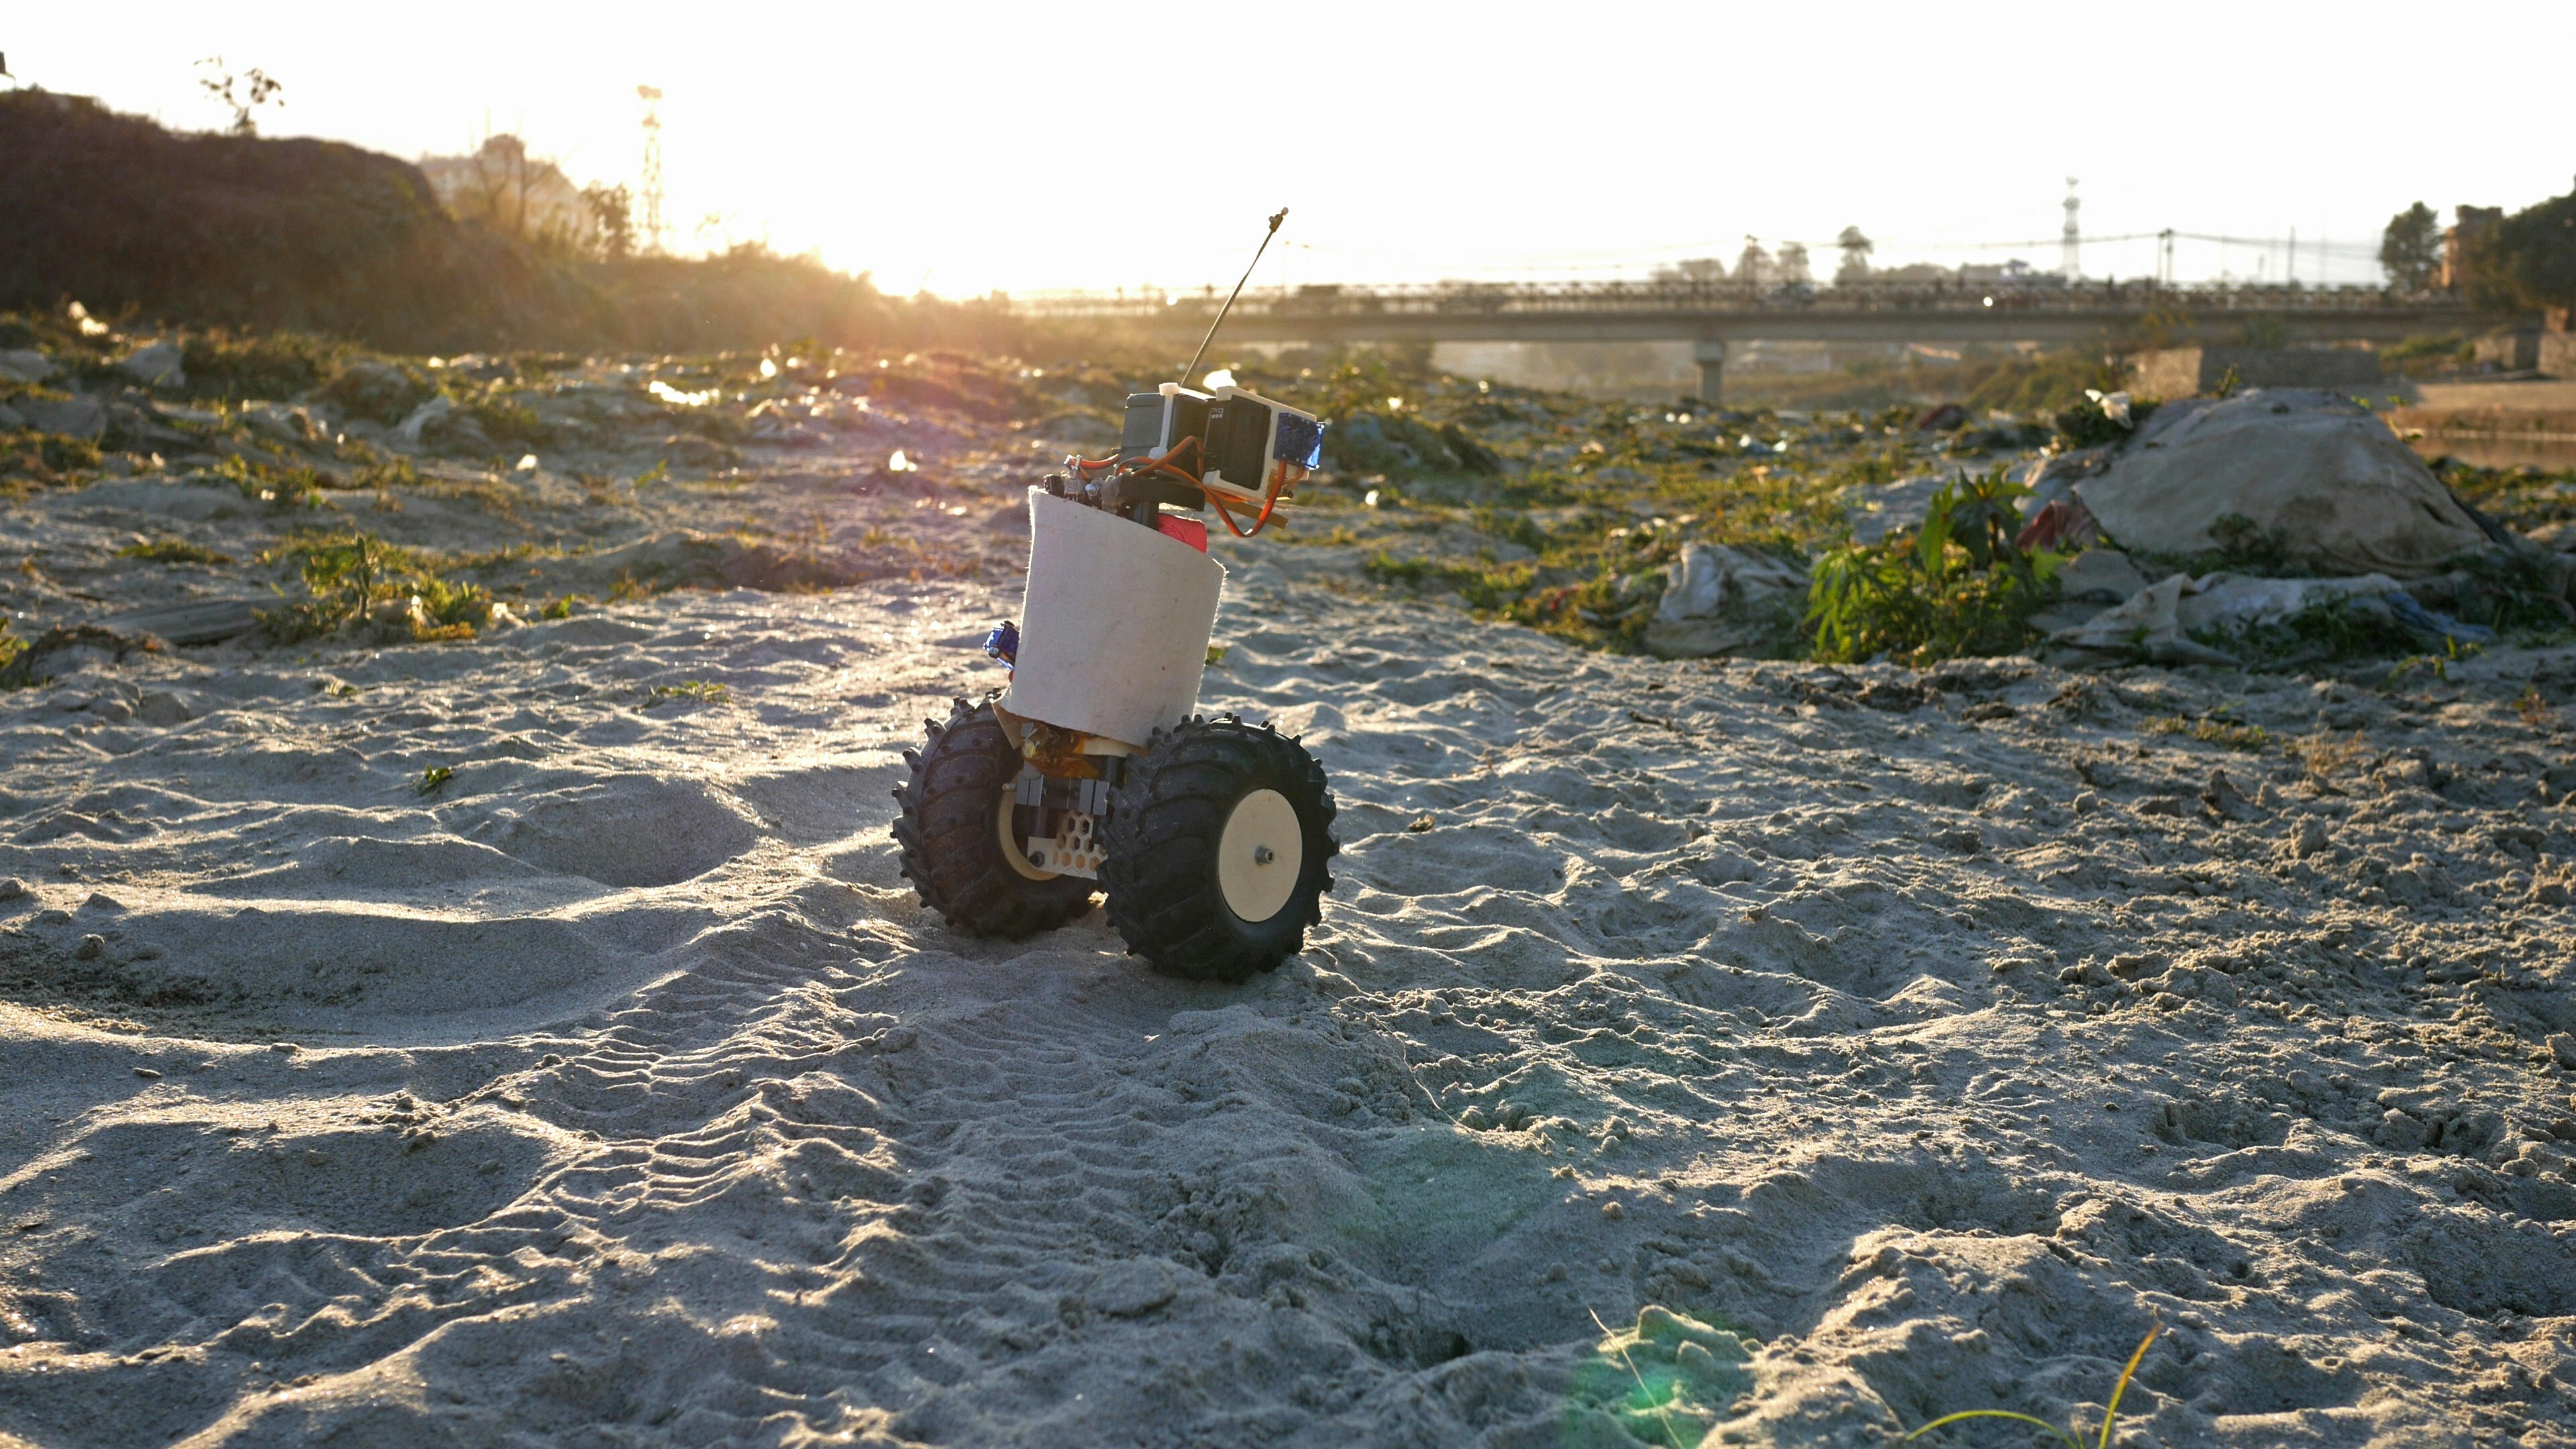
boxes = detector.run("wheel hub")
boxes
[1216,788,1302,923]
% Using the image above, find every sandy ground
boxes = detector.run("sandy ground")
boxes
[2,419,2575,1448]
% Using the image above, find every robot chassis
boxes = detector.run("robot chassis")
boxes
[892,380,1340,981]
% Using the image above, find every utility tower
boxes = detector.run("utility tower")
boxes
[2060,177,2080,281]
[637,85,667,256]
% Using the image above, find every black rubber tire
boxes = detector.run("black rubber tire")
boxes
[1100,715,1337,982]
[892,697,1095,938]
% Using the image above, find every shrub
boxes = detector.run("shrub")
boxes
[1807,467,2063,664]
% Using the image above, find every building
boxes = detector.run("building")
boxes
[417,135,596,250]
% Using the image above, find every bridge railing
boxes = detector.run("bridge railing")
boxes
[996,278,2475,320]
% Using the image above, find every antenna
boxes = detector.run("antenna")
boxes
[2061,177,2080,281]
[637,85,666,256]
[1179,209,1287,386]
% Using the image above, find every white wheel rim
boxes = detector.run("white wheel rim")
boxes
[999,794,1057,881]
[1216,788,1303,924]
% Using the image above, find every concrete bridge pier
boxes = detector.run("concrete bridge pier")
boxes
[1692,339,1727,405]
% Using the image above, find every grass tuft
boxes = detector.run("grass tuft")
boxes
[1904,1321,2160,1449]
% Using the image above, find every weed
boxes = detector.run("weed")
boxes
[466,394,545,447]
[213,453,325,507]
[2142,714,2269,751]
[635,460,669,488]
[647,680,730,704]
[116,538,233,566]
[1,431,103,487]
[256,531,495,643]
[416,765,453,796]
[2288,730,2371,784]
[0,619,23,677]
[1808,468,2063,665]
[1204,645,1229,667]
[541,593,586,620]
[1472,506,1549,553]
[608,570,656,602]
[1903,1321,2159,1449]
[180,330,339,402]
[2516,684,2553,726]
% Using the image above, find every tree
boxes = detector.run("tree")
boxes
[2379,202,2442,291]
[1776,241,1813,286]
[195,56,282,137]
[1835,226,1874,284]
[1736,238,1772,286]
[2463,184,2576,313]
[582,183,635,260]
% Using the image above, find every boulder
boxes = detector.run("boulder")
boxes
[2071,389,2485,578]
[20,396,105,439]
[116,341,186,389]
[0,348,56,383]
[1643,541,1809,659]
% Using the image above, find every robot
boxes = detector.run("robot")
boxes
[891,374,1339,981]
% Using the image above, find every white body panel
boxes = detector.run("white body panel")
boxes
[1003,488,1224,747]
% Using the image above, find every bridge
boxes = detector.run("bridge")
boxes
[1004,280,2503,402]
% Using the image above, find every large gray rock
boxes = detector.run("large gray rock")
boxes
[117,341,186,390]
[2072,389,2484,578]
[20,396,105,439]
[1643,542,1809,659]
[0,349,56,383]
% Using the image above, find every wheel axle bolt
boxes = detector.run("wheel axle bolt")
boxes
[1254,846,1275,864]
[1029,851,1047,868]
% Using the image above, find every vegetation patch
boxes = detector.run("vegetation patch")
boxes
[1807,469,2063,665]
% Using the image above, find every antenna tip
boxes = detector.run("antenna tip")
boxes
[1269,209,1288,231]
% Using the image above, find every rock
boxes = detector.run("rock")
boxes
[0,879,23,902]
[394,394,455,445]
[316,360,434,425]
[0,625,163,689]
[2548,1032,2576,1070]
[1644,542,1809,659]
[2288,817,2332,860]
[2072,389,2485,578]
[134,689,200,726]
[239,402,319,444]
[1843,473,1955,545]
[2202,769,2258,821]
[2373,1108,2430,1152]
[19,396,106,440]
[72,934,104,961]
[1087,1258,1177,1318]
[0,349,56,383]
[116,341,186,390]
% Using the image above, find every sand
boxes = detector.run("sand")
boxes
[1,409,2574,1447]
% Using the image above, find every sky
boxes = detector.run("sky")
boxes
[9,1,2572,297]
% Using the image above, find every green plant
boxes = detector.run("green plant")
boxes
[540,593,585,620]
[1903,1322,2159,1449]
[2143,714,2269,751]
[647,680,731,704]
[117,538,233,565]
[1807,468,2063,665]
[416,765,453,796]
[213,453,325,506]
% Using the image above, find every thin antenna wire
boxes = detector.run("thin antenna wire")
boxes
[1180,209,1287,386]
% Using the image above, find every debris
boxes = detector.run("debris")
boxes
[1643,542,1809,659]
[2070,390,2486,578]
[2048,571,2474,667]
